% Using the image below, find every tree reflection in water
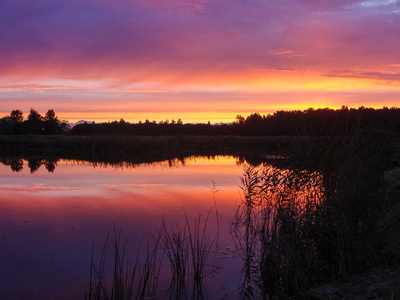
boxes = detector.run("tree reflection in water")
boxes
[0,154,279,174]
[0,158,24,172]
[0,158,57,173]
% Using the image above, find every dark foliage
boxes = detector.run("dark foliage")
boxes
[70,120,233,136]
[231,131,400,299]
[0,135,292,171]
[0,109,69,135]
[69,106,400,136]
[1,106,399,136]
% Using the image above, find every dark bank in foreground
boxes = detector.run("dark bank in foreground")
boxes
[82,132,400,299]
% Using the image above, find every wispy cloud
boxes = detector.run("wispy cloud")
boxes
[100,183,167,190]
[1,0,400,121]
[0,184,87,192]
[0,84,87,92]
[325,70,400,82]
[359,0,397,8]
[269,49,298,56]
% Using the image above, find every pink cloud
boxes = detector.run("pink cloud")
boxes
[1,0,400,121]
[0,184,87,193]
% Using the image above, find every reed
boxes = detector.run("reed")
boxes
[85,226,162,300]
[87,210,219,300]
[231,165,324,298]
[231,130,400,298]
[159,220,189,299]
[185,210,219,299]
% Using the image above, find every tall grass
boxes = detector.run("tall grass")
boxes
[185,211,219,299]
[87,211,219,300]
[159,220,188,299]
[85,226,162,300]
[231,166,324,298]
[231,131,399,298]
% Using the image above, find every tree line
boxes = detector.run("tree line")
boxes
[1,106,400,136]
[70,106,400,136]
[0,109,69,135]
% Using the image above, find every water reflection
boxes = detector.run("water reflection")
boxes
[0,155,247,299]
[0,154,286,174]
[0,158,24,172]
[0,154,310,300]
[0,157,57,173]
[231,165,324,298]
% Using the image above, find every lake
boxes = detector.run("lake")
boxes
[0,155,256,299]
[0,133,395,299]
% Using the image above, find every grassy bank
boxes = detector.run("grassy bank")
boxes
[0,135,303,165]
[231,131,400,299]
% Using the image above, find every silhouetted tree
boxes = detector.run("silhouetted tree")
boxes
[27,109,43,134]
[65,106,400,137]
[28,109,42,122]
[43,109,60,134]
[0,117,14,134]
[236,115,245,125]
[10,110,23,123]
[9,110,24,134]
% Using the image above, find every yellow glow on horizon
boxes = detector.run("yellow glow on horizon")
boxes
[178,69,376,91]
[60,103,396,125]
[1,67,399,125]
[62,111,240,124]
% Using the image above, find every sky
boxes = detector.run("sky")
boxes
[1,0,400,124]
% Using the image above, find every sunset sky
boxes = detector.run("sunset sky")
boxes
[1,0,400,124]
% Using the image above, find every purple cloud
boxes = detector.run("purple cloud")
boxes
[1,0,400,121]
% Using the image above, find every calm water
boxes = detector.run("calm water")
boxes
[0,156,250,299]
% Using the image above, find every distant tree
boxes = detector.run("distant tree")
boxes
[7,109,24,134]
[10,110,23,123]
[245,113,263,125]
[42,109,69,134]
[236,115,245,125]
[43,109,59,134]
[44,109,56,121]
[67,107,400,137]
[0,117,14,134]
[27,109,43,134]
[28,109,42,122]
[59,120,70,133]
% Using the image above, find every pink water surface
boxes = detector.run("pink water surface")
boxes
[0,156,246,299]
